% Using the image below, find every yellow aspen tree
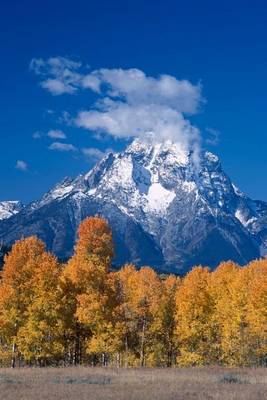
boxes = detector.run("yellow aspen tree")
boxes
[151,275,180,366]
[76,271,121,366]
[111,264,140,366]
[0,237,56,366]
[175,266,214,366]
[209,261,240,364]
[245,259,267,365]
[15,252,63,365]
[63,216,114,365]
[212,263,253,366]
[106,265,161,367]
[129,267,162,367]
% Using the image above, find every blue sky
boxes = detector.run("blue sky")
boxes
[1,0,267,203]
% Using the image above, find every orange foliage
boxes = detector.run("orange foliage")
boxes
[0,217,266,367]
[75,216,113,267]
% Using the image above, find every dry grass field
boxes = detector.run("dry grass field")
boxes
[0,366,266,400]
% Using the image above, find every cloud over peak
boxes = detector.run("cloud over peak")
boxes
[76,102,200,147]
[31,56,204,156]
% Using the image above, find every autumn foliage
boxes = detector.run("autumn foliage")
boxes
[0,217,266,367]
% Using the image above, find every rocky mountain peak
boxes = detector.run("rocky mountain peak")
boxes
[0,139,266,273]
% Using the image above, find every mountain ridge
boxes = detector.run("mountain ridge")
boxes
[0,201,23,221]
[0,139,266,273]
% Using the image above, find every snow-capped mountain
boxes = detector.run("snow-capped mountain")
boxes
[0,139,266,273]
[0,201,23,220]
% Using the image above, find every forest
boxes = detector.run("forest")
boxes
[0,216,266,368]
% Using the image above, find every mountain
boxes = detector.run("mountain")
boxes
[0,201,23,220]
[0,139,266,273]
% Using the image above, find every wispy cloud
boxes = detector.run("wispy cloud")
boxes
[33,129,67,140]
[33,131,42,139]
[47,129,66,139]
[205,127,220,146]
[46,109,54,115]
[58,111,72,125]
[15,160,28,171]
[82,147,113,161]
[30,56,82,95]
[49,142,77,152]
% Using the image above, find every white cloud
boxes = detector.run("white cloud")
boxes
[77,102,200,154]
[49,142,77,152]
[84,68,202,114]
[31,58,201,114]
[82,147,113,161]
[15,160,28,171]
[41,79,76,95]
[30,56,82,95]
[79,68,202,154]
[47,129,66,139]
[31,56,204,159]
[82,74,101,93]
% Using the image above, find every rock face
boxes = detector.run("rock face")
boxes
[0,139,266,273]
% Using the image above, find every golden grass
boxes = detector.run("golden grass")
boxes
[0,366,266,400]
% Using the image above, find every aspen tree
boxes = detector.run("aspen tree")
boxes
[63,217,114,364]
[175,266,213,365]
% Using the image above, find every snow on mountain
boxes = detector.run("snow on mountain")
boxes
[0,201,23,220]
[0,139,266,273]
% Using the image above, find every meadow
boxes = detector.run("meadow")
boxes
[0,366,266,400]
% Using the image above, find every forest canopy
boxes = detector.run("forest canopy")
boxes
[0,217,266,368]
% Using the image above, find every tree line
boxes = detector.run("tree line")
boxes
[0,217,266,367]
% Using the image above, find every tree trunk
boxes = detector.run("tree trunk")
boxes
[74,322,80,365]
[125,336,128,368]
[116,352,120,368]
[102,352,108,367]
[140,320,146,367]
[11,343,16,368]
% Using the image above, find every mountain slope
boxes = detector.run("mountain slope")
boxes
[0,139,266,273]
